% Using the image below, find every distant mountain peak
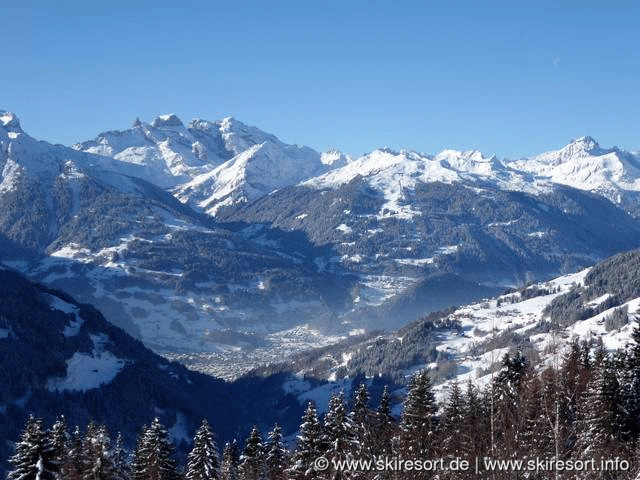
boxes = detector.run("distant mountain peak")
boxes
[151,113,184,128]
[219,116,243,132]
[0,111,22,133]
[572,135,599,147]
[321,149,350,167]
[563,135,601,156]
[188,118,215,131]
[377,147,400,156]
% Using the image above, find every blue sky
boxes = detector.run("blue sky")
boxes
[2,0,639,158]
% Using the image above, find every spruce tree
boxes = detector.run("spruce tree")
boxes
[238,426,265,480]
[622,318,640,440]
[372,386,395,456]
[186,419,219,480]
[559,339,587,453]
[131,418,179,480]
[397,370,437,458]
[219,441,239,480]
[112,433,130,480]
[65,426,84,480]
[289,402,325,480]
[573,355,617,470]
[441,381,465,457]
[460,381,487,459]
[8,415,60,480]
[492,352,528,458]
[48,415,70,473]
[351,384,371,458]
[323,392,356,479]
[264,424,288,480]
[520,375,554,461]
[81,422,117,480]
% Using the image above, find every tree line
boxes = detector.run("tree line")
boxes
[10,323,640,479]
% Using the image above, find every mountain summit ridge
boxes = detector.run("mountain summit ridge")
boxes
[62,110,640,214]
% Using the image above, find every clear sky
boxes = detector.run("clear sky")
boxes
[2,0,640,158]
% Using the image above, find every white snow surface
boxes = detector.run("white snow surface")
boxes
[48,295,84,337]
[509,137,640,203]
[303,148,542,219]
[46,334,128,392]
[395,267,640,401]
[290,265,640,406]
[174,140,327,215]
[76,114,329,210]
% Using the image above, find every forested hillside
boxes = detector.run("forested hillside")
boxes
[9,336,640,479]
[0,266,304,476]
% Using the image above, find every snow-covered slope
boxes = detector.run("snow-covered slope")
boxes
[509,136,640,211]
[76,114,330,213]
[259,248,640,407]
[303,148,543,220]
[174,136,327,215]
[74,114,232,188]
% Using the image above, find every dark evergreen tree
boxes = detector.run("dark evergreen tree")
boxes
[559,339,588,454]
[351,384,372,458]
[441,381,465,457]
[621,318,640,441]
[186,419,219,480]
[397,370,437,458]
[289,402,325,480]
[323,392,356,479]
[65,426,84,480]
[8,415,60,480]
[580,340,591,370]
[48,415,70,473]
[520,375,554,461]
[460,381,488,459]
[238,426,265,480]
[131,418,179,480]
[219,441,239,480]
[573,354,618,472]
[492,352,528,458]
[371,386,395,456]
[81,422,117,480]
[112,433,130,480]
[264,424,288,480]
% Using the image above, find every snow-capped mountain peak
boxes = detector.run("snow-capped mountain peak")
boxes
[0,111,22,134]
[217,116,279,155]
[175,136,326,215]
[521,136,604,167]
[320,149,350,167]
[434,149,502,174]
[559,135,602,158]
[150,113,185,129]
[506,136,640,208]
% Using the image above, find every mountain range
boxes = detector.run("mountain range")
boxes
[2,110,640,378]
[5,109,640,473]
